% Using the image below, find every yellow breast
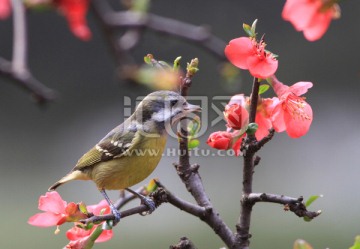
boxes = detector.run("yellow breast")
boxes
[90,134,167,190]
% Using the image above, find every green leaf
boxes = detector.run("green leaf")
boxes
[258,84,270,95]
[293,239,313,249]
[79,202,88,215]
[250,19,258,37]
[243,23,253,37]
[144,54,153,65]
[131,0,150,13]
[173,56,182,71]
[305,195,323,207]
[303,216,312,222]
[349,236,360,249]
[187,116,201,137]
[188,139,200,149]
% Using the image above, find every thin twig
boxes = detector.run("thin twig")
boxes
[90,0,226,62]
[248,193,321,220]
[11,0,27,73]
[0,0,55,103]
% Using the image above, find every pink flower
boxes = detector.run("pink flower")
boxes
[0,0,11,19]
[207,131,233,150]
[225,37,278,78]
[231,133,246,156]
[255,98,276,140]
[282,0,340,41]
[66,200,113,244]
[270,76,313,138]
[227,94,275,141]
[65,235,94,249]
[28,191,87,227]
[55,0,91,41]
[224,103,249,130]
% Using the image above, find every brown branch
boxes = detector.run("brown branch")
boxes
[155,182,207,218]
[234,77,260,249]
[170,237,197,249]
[248,193,322,220]
[174,64,235,248]
[0,58,55,104]
[90,0,226,64]
[0,1,55,104]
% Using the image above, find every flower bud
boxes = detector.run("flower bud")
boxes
[207,131,233,150]
[224,103,249,130]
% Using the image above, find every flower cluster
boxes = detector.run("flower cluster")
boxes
[28,191,113,248]
[282,0,340,41]
[207,23,313,155]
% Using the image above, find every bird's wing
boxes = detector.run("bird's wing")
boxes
[73,122,140,170]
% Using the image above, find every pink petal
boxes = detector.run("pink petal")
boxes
[0,0,11,19]
[284,100,313,138]
[269,75,289,97]
[247,56,278,79]
[67,226,91,241]
[38,192,67,213]
[282,0,319,31]
[255,113,272,141]
[289,81,313,96]
[271,102,286,133]
[303,8,333,41]
[87,200,110,215]
[28,212,62,227]
[225,37,254,70]
[96,230,113,243]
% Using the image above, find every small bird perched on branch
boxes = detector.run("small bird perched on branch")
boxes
[48,90,201,223]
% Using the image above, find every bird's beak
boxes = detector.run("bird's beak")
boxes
[183,103,201,113]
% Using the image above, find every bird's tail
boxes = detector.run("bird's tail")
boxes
[48,170,89,191]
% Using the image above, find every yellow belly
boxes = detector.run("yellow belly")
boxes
[90,135,167,190]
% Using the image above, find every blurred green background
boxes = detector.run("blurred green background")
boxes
[1,0,360,248]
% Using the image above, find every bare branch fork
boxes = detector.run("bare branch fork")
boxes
[0,0,55,104]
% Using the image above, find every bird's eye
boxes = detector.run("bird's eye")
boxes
[170,99,178,107]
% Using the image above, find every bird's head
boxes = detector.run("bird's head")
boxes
[134,91,201,133]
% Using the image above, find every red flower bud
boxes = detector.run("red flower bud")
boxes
[207,131,233,150]
[224,103,249,130]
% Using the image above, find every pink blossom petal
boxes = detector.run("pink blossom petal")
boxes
[0,0,11,19]
[225,37,254,70]
[289,81,313,96]
[284,100,313,138]
[28,212,62,227]
[38,192,67,213]
[303,8,333,41]
[255,112,273,141]
[67,225,113,243]
[247,56,278,79]
[282,0,319,31]
[269,75,289,97]
[87,200,110,215]
[271,102,286,133]
[96,230,113,243]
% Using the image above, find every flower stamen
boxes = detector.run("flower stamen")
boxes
[284,93,310,121]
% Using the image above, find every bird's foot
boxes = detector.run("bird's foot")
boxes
[141,196,156,214]
[125,188,157,215]
[110,205,121,225]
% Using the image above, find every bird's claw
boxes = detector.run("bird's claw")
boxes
[110,206,121,224]
[141,196,156,215]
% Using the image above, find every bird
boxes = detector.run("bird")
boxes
[48,90,201,223]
